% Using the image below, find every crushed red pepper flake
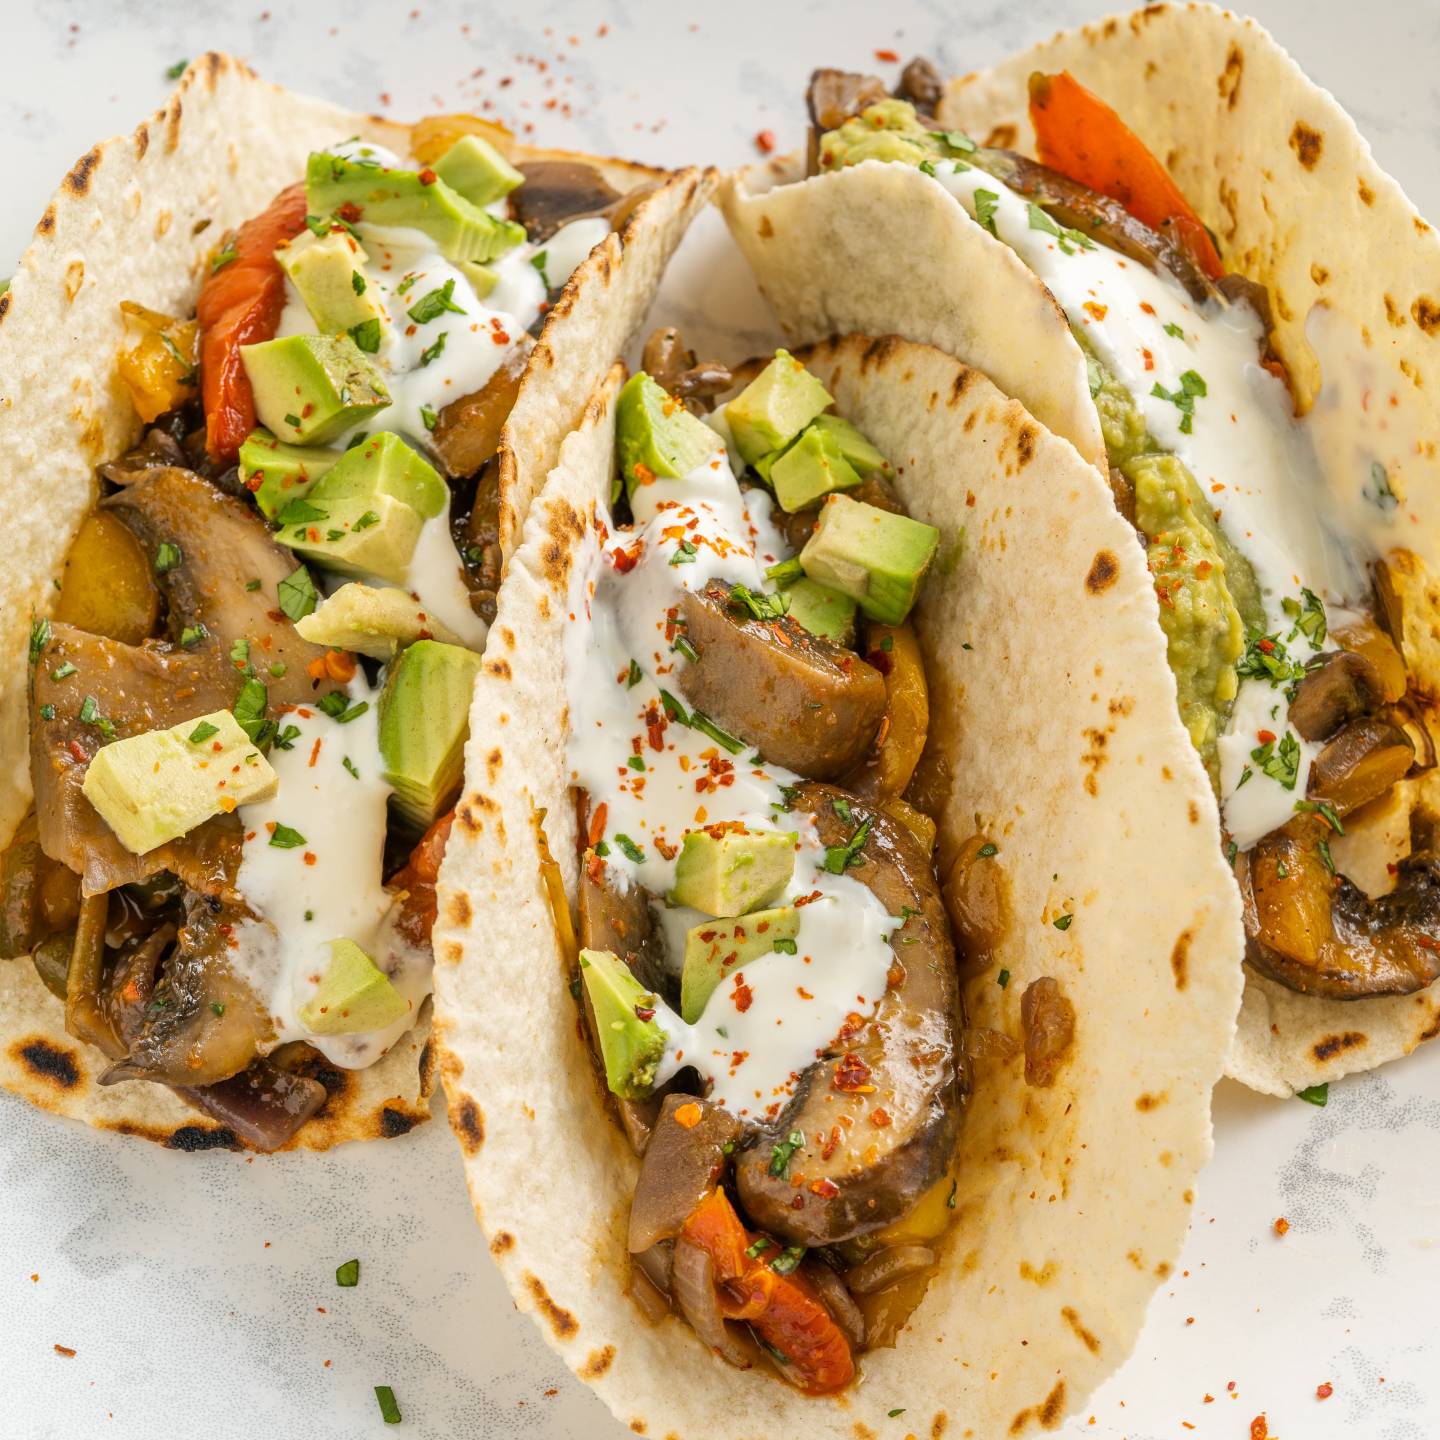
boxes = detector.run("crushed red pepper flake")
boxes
[1316,1382,1333,1400]
[53,1344,76,1358]
[1273,1216,1290,1236]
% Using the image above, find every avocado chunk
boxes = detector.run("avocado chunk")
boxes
[275,227,385,337]
[296,582,463,660]
[615,372,723,499]
[783,575,857,645]
[579,948,666,1100]
[81,709,277,855]
[809,414,890,476]
[680,905,799,1023]
[241,333,390,446]
[309,431,448,520]
[433,134,525,207]
[670,827,798,918]
[297,938,409,1035]
[768,424,862,512]
[724,349,833,466]
[377,639,484,828]
[305,152,525,264]
[238,429,343,520]
[800,494,940,626]
[458,259,498,300]
[282,492,425,585]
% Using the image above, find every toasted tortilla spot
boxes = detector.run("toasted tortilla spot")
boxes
[525,1272,579,1339]
[379,1106,418,1138]
[36,205,56,237]
[1312,1030,1367,1062]
[1084,550,1119,594]
[134,123,150,159]
[1310,262,1329,286]
[455,1096,485,1154]
[490,1230,515,1255]
[1384,294,1406,327]
[446,891,473,928]
[1358,177,1375,205]
[1010,1380,1066,1435]
[1411,297,1440,335]
[1061,1305,1101,1354]
[758,213,775,239]
[930,1415,948,1440]
[1135,1091,1168,1111]
[1218,43,1244,109]
[485,747,503,783]
[1171,929,1192,990]
[64,148,102,197]
[484,656,513,681]
[15,1038,80,1089]
[580,1345,616,1379]
[167,1124,239,1152]
[1019,1258,1058,1285]
[984,123,1018,149]
[1016,423,1036,468]
[1288,122,1323,170]
[1188,801,1200,824]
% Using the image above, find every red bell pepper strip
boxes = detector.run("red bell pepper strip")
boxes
[1027,70,1224,281]
[681,1188,854,1394]
[195,182,309,462]
[391,810,454,949]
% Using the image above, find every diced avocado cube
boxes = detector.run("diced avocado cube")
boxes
[377,639,484,829]
[809,413,890,476]
[433,134,525,207]
[670,827,797,918]
[800,493,941,626]
[296,582,462,661]
[724,349,833,466]
[783,576,857,645]
[238,429,343,520]
[306,153,525,264]
[768,424,862,512]
[283,493,425,585]
[81,709,277,854]
[680,905,799,1023]
[579,948,666,1100]
[241,333,390,446]
[458,259,498,300]
[615,372,723,499]
[310,431,448,520]
[275,227,385,337]
[297,938,409,1035]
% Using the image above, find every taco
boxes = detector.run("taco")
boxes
[0,54,710,1150]
[431,329,1240,1435]
[719,4,1440,1098]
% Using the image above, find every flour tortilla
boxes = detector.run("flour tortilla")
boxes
[720,3,1440,1096]
[432,335,1241,1437]
[0,55,706,1148]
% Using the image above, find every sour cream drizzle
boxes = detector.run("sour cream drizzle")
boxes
[563,443,899,1120]
[925,160,1379,849]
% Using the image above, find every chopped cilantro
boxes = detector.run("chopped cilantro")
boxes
[38,704,55,721]
[1027,202,1095,255]
[420,403,439,432]
[1150,370,1208,434]
[768,1129,805,1178]
[408,278,467,324]
[419,331,448,367]
[918,159,937,178]
[28,616,51,667]
[232,679,273,748]
[179,623,209,649]
[1280,587,1327,649]
[272,724,303,751]
[278,497,326,526]
[188,720,219,745]
[1053,912,1074,931]
[1250,731,1301,790]
[823,819,871,875]
[1317,838,1335,876]
[672,635,699,663]
[342,755,360,779]
[614,833,645,864]
[929,129,976,155]
[268,823,306,850]
[626,755,646,771]
[977,842,998,858]
[744,1238,773,1259]
[1235,629,1307,686]
[771,1245,806,1276]
[317,691,368,724]
[229,637,252,674]
[50,662,77,681]
[1295,798,1345,835]
[997,968,1010,987]
[336,1259,360,1287]
[727,583,789,621]
[245,578,262,592]
[670,540,698,566]
[374,1386,401,1425]
[165,58,189,79]
[151,540,183,574]
[659,688,690,725]
[764,557,804,586]
[1364,460,1399,513]
[691,710,746,754]
[973,188,1000,236]
[353,510,381,531]
[773,938,798,955]
[277,565,318,622]
[1162,321,1186,340]
[209,246,238,273]
[349,318,382,354]
[626,659,643,689]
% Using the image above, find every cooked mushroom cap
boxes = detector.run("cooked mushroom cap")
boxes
[676,580,886,780]
[734,784,962,1246]
[1288,650,1387,743]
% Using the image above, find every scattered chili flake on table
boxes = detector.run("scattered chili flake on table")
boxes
[1316,1382,1333,1400]
[754,129,776,154]
[53,1344,76,1358]
[1250,1415,1269,1440]
[1273,1216,1290,1236]
[874,47,900,61]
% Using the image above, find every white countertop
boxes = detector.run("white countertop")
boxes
[4,2,1440,1437]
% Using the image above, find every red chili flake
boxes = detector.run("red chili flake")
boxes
[53,1345,76,1358]
[418,167,437,186]
[1257,637,1276,653]
[793,889,824,908]
[870,1107,893,1127]
[754,129,776,154]
[790,1194,805,1210]
[1250,1417,1269,1440]
[587,802,608,847]
[874,48,899,61]
[731,976,754,1013]
[610,545,639,574]
[66,739,88,764]
[1257,729,1277,745]
[308,737,323,768]
[820,1125,842,1160]
[645,701,667,753]
[1273,1216,1290,1236]
[808,1177,839,1198]
[1139,301,1156,316]
[832,1052,875,1093]
[245,473,263,492]
[634,1004,656,1022]
[303,852,317,867]
[1141,347,1155,371]
[337,200,363,224]
[1083,301,1108,321]
[1316,1383,1333,1400]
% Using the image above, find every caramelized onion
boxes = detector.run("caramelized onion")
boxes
[803,1259,867,1350]
[672,1235,754,1370]
[1021,976,1075,1087]
[843,1244,936,1296]
[177,1058,327,1151]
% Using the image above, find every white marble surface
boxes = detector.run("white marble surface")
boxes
[4,2,1440,1437]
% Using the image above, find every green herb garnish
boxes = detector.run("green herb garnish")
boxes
[771,1245,806,1276]
[1297,1083,1329,1106]
[823,819,871,875]
[973,188,1000,236]
[408,278,466,324]
[277,565,318,622]
[614,833,645,864]
[419,331,448,367]
[374,1386,401,1425]
[1151,370,1208,434]
[269,823,306,850]
[349,317,382,354]
[1053,913,1074,931]
[1027,201,1096,255]
[336,1259,360,1287]
[768,1129,805,1178]
[153,540,183,573]
[317,692,368,724]
[188,721,219,744]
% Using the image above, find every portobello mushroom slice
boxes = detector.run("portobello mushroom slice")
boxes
[1307,716,1415,817]
[510,160,621,244]
[676,580,886,780]
[735,784,962,1246]
[806,69,890,134]
[628,1094,742,1253]
[176,1058,328,1151]
[1288,650,1387,742]
[432,335,534,479]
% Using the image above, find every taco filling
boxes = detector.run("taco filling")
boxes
[804,65,1438,1002]
[555,334,1008,1392]
[1,118,660,1148]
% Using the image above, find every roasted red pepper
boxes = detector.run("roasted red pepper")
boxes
[195,183,309,462]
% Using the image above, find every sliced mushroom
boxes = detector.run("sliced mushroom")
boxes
[735,785,962,1246]
[97,426,188,486]
[1308,716,1415,817]
[0,811,79,959]
[628,1094,742,1253]
[578,850,671,999]
[641,328,735,411]
[432,335,533,479]
[806,69,890,134]
[1331,616,1409,704]
[843,622,929,801]
[176,1058,329,1151]
[1288,650,1386,742]
[895,57,944,115]
[510,160,621,243]
[676,580,886,780]
[1241,816,1440,998]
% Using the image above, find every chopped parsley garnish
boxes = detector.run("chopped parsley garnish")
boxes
[1027,202,1096,255]
[773,938,798,955]
[1317,838,1335,876]
[672,635,699,663]
[38,704,55,722]
[78,694,116,739]
[771,1245,806,1276]
[1151,370,1208,434]
[1162,321,1186,340]
[269,662,287,679]
[1296,1083,1329,1107]
[614,833,645,864]
[272,724,303,751]
[831,796,853,824]
[728,583,789,621]
[165,58,188,79]
[768,1129,805,1178]
[28,616,51,667]
[1276,860,1290,879]
[930,128,976,155]
[209,245,239,274]
[188,720,219,745]
[690,710,746,755]
[374,1386,401,1425]
[670,539,698,566]
[353,510,381,531]
[50,662,77,681]
[346,431,369,449]
[408,278,467,324]
[419,331,448,367]
[343,755,360,779]
[1295,798,1345,835]
[918,159,937,178]
[158,332,197,386]
[1281,587,1327,649]
[744,1237,773,1259]
[1226,841,1239,865]
[349,317,382,354]
[764,557,803,585]
[626,659,643,689]
[823,819,871,875]
[277,565,318,622]
[179,623,209,649]
[1364,460,1399,513]
[530,251,549,284]
[977,842,998,858]
[1053,913,1074,931]
[1250,731,1301,790]
[153,540,183,573]
[211,1002,226,1016]
[268,823,306,850]
[278,497,326,526]
[395,273,419,296]
[229,637,252,674]
[1235,629,1307,686]
[284,412,302,430]
[245,578,262,592]
[593,840,610,857]
[973,188,1000,237]
[773,783,799,813]
[347,268,367,296]
[889,1409,908,1419]
[317,692,369,724]
[997,968,1010,987]
[626,755,646,771]
[232,679,273,748]
[336,1259,360,1288]
[659,688,690,725]
[420,403,439,432]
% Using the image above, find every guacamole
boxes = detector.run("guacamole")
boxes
[817,99,943,171]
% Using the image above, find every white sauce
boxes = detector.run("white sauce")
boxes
[926,160,1379,849]
[230,674,432,1069]
[563,446,899,1121]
